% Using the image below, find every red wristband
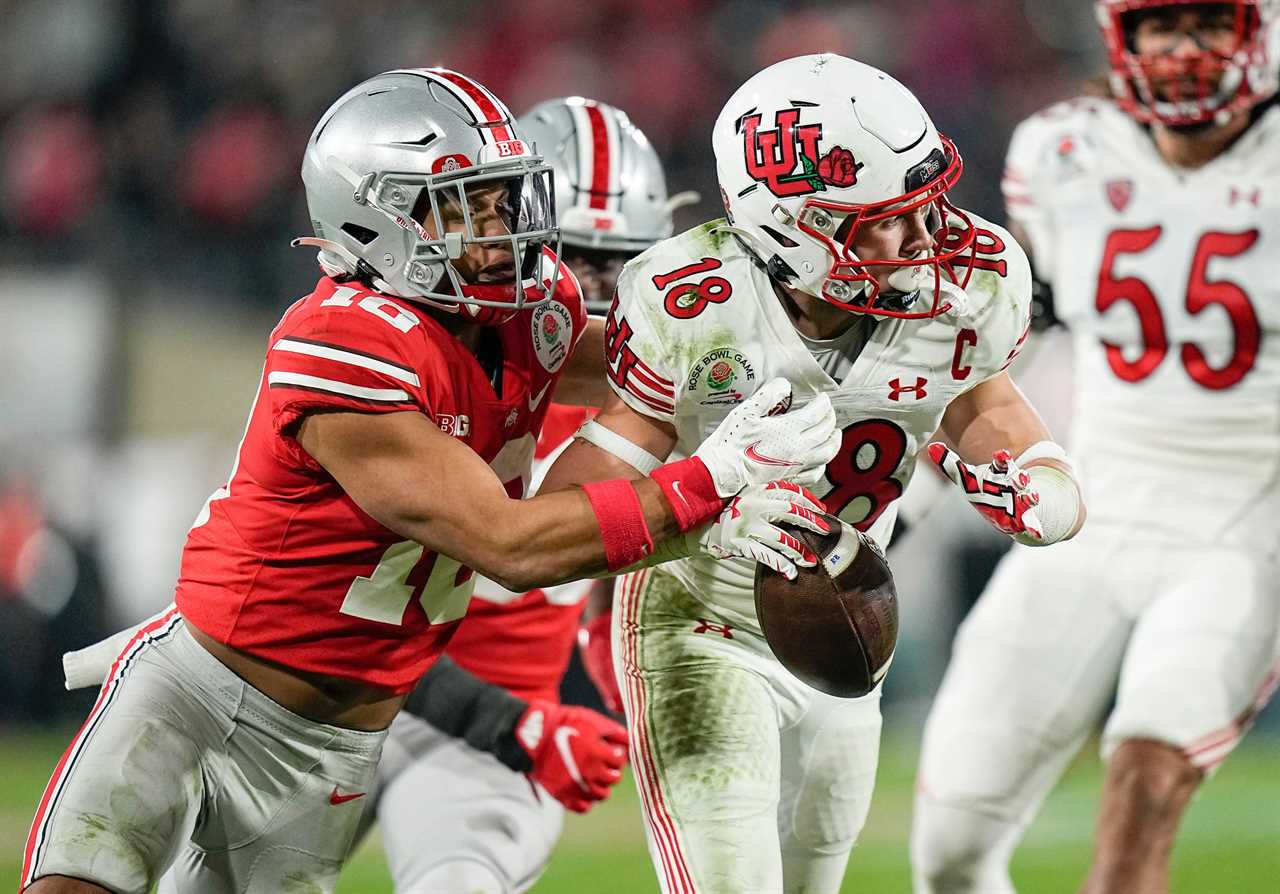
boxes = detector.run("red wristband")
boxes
[649,457,724,532]
[582,479,655,571]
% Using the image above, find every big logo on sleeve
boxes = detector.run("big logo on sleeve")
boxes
[741,107,864,197]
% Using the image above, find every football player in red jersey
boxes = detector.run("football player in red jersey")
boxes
[348,97,699,894]
[21,70,840,894]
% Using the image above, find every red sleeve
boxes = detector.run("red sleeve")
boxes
[265,288,435,449]
[561,262,589,352]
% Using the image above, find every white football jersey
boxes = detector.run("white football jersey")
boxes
[1004,98,1280,546]
[607,217,1032,629]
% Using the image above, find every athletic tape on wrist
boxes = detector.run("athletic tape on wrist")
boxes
[649,457,723,532]
[575,420,664,474]
[582,479,655,571]
[1016,464,1082,546]
[1015,440,1071,469]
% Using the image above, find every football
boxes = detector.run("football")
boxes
[753,515,898,698]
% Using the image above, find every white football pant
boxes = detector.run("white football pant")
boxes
[614,566,883,894]
[911,519,1280,893]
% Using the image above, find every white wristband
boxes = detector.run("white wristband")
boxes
[1015,439,1071,470]
[575,420,665,474]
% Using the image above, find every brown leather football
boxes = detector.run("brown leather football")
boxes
[753,514,898,698]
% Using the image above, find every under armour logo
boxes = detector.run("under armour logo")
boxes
[888,376,927,401]
[693,619,734,639]
[1229,187,1260,207]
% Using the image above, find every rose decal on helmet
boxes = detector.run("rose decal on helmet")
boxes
[817,146,863,188]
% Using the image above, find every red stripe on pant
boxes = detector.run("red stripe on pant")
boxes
[583,102,611,210]
[1183,658,1280,770]
[620,570,697,892]
[21,607,182,888]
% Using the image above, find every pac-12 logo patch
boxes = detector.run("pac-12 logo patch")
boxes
[1105,178,1133,212]
[532,300,574,372]
[687,347,756,406]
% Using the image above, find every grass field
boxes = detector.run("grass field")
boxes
[3,727,1276,892]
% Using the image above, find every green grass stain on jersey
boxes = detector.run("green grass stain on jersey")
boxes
[690,218,735,252]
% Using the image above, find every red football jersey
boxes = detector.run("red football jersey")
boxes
[176,264,585,693]
[447,403,597,702]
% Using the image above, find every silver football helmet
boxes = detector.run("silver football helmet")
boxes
[298,68,560,325]
[517,97,697,254]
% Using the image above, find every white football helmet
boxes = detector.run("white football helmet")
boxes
[298,68,560,326]
[1096,0,1280,127]
[712,54,977,319]
[517,97,697,252]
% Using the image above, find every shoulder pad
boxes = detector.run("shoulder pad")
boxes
[267,278,436,435]
[606,221,755,420]
[948,214,1033,379]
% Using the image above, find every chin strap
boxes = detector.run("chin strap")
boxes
[291,236,466,316]
[290,236,392,288]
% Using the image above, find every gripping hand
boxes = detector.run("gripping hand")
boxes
[927,443,1045,542]
[694,480,831,580]
[516,700,629,813]
[693,378,840,497]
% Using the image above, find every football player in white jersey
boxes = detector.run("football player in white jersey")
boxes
[912,3,1280,893]
[540,54,1085,894]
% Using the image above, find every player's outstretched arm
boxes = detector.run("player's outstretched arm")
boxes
[930,371,1085,546]
[297,408,668,590]
[296,377,838,592]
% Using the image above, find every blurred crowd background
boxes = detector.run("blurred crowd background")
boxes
[0,0,1271,750]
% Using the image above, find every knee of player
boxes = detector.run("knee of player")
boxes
[911,797,1012,892]
[1106,739,1203,817]
[402,858,509,894]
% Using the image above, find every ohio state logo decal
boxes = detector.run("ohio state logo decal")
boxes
[532,299,573,372]
[741,107,864,197]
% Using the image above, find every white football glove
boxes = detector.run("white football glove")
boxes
[693,480,832,580]
[927,443,1045,543]
[694,378,840,498]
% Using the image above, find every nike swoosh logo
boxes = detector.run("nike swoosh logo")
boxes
[329,786,366,806]
[671,480,689,507]
[744,442,798,467]
[554,726,588,792]
[528,381,552,410]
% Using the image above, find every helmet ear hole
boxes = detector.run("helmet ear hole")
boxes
[341,222,379,245]
[760,224,799,248]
